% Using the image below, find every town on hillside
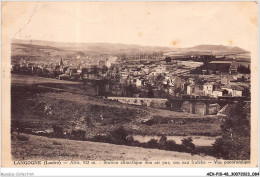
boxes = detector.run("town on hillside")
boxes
[10,42,252,161]
[11,49,251,114]
[6,1,256,166]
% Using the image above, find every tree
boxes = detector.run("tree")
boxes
[102,66,108,74]
[147,89,154,98]
[52,125,64,138]
[93,65,99,75]
[146,139,159,148]
[110,127,128,145]
[181,137,195,152]
[145,83,154,98]
[69,129,86,140]
[194,77,206,85]
[158,135,167,147]
[165,57,172,64]
[243,87,250,97]
[125,84,138,96]
[237,65,250,74]
[213,101,250,160]
[174,87,182,95]
[156,74,164,81]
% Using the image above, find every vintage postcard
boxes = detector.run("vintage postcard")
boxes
[1,1,258,168]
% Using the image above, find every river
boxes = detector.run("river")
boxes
[133,135,219,146]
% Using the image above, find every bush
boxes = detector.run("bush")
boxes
[11,121,29,133]
[181,137,195,152]
[126,135,135,145]
[69,129,86,141]
[131,140,143,147]
[164,140,178,151]
[213,102,250,160]
[213,136,250,160]
[17,134,30,141]
[90,128,134,145]
[52,141,62,145]
[110,127,128,145]
[91,134,113,143]
[146,139,159,149]
[52,125,64,138]
[158,135,167,147]
[145,135,196,153]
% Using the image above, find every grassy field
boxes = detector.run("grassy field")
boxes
[12,133,215,160]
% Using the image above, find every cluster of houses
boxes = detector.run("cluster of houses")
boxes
[11,54,250,99]
[184,79,248,98]
[106,57,250,98]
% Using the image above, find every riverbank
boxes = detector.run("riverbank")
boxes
[12,133,216,160]
[133,135,219,146]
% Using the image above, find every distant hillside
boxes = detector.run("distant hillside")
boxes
[189,45,248,53]
[11,39,250,64]
[12,39,173,55]
[164,44,250,62]
[11,39,174,64]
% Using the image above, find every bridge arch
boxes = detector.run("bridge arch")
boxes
[195,102,207,115]
[181,101,192,113]
[208,103,220,115]
[168,97,236,115]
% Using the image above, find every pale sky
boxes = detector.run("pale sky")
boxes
[4,1,258,51]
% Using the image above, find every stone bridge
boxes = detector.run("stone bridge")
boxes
[106,96,249,115]
[168,97,249,115]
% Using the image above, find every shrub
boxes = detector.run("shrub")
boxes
[131,140,143,147]
[158,135,167,148]
[12,121,27,133]
[17,134,30,141]
[52,141,62,145]
[90,135,103,142]
[164,140,178,151]
[213,101,250,160]
[91,134,113,143]
[69,129,86,141]
[146,139,159,149]
[52,125,64,138]
[181,137,195,152]
[126,135,135,145]
[110,127,128,145]
[165,101,171,108]
[213,136,250,160]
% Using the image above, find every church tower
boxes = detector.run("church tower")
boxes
[59,58,64,67]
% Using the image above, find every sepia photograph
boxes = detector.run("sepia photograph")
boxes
[1,1,258,170]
